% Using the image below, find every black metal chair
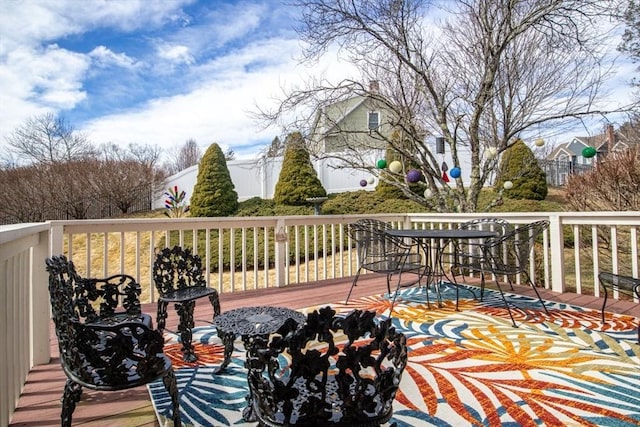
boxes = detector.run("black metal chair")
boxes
[450,220,550,326]
[152,245,221,362]
[448,218,511,308]
[598,271,640,343]
[245,306,408,426]
[346,219,428,309]
[45,255,181,427]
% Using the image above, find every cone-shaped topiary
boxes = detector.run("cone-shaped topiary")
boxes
[190,142,238,217]
[274,132,326,206]
[495,139,548,200]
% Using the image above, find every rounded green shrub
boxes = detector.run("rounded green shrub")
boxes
[495,139,548,200]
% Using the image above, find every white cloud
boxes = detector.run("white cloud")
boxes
[89,46,138,69]
[156,44,194,65]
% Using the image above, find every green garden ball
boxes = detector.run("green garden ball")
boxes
[376,159,387,169]
[582,147,596,158]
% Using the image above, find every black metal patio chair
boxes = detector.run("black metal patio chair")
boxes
[245,306,408,426]
[346,219,428,309]
[447,217,511,307]
[152,245,221,362]
[45,255,181,427]
[598,271,640,343]
[451,220,550,326]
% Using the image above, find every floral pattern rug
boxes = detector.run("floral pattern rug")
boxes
[149,283,640,426]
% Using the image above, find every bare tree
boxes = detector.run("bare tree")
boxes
[164,138,202,174]
[4,113,95,165]
[261,0,628,212]
[96,143,166,214]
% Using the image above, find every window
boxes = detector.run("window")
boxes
[368,111,380,130]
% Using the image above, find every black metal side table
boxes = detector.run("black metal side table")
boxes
[213,306,307,420]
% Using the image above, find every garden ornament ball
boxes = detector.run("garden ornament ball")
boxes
[424,188,433,198]
[367,177,375,185]
[450,167,461,179]
[535,138,545,147]
[389,160,403,173]
[376,159,387,169]
[406,169,422,183]
[359,179,367,187]
[582,147,597,158]
[503,180,514,190]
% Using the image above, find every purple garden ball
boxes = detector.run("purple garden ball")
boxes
[359,179,367,187]
[406,169,422,183]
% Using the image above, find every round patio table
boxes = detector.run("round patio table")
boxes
[386,228,498,308]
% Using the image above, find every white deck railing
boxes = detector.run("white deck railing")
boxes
[2,211,640,425]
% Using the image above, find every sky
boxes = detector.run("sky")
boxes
[0,0,636,162]
[0,0,355,160]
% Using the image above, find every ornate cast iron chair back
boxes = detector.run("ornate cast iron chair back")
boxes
[152,245,221,362]
[45,255,180,427]
[246,307,408,426]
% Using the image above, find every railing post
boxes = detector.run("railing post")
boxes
[548,214,565,293]
[274,219,288,287]
[30,230,50,365]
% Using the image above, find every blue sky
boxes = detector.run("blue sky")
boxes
[0,0,353,159]
[0,0,635,161]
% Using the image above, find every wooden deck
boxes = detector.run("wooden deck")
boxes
[9,275,639,426]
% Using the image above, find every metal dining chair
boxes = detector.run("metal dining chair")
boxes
[346,219,428,309]
[46,255,181,427]
[447,218,512,308]
[598,271,640,343]
[448,220,549,327]
[153,245,221,362]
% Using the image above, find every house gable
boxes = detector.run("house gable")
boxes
[310,95,396,154]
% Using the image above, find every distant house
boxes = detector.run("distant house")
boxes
[308,81,395,154]
[307,81,475,185]
[543,124,628,186]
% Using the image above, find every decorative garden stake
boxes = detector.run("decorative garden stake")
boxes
[164,186,190,218]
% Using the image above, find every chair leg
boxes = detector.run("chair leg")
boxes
[209,293,221,318]
[523,272,550,315]
[163,368,182,426]
[451,270,460,311]
[61,379,82,427]
[176,300,197,362]
[345,267,363,304]
[157,300,169,333]
[491,277,517,327]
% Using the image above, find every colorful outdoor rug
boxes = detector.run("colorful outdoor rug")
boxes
[148,283,640,426]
